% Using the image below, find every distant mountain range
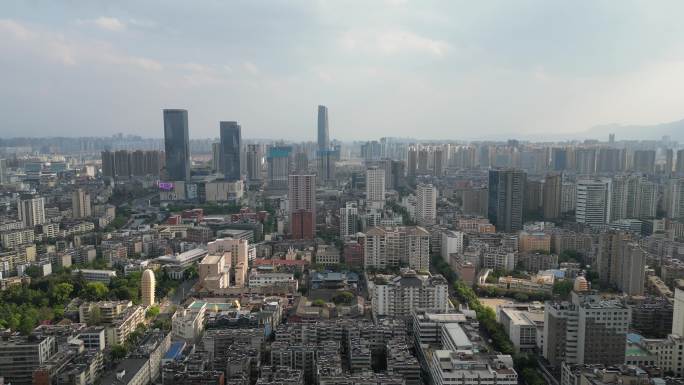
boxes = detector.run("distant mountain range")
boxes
[589,118,684,142]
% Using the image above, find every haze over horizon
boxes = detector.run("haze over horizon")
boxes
[3,1,684,141]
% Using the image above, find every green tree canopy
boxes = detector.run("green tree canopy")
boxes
[81,282,109,301]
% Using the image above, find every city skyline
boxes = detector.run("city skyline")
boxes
[4,1,684,140]
[6,3,684,385]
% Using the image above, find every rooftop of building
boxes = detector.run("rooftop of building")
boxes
[200,253,223,265]
[100,357,147,385]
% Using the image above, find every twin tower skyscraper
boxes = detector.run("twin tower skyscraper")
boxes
[163,109,241,182]
[163,106,329,182]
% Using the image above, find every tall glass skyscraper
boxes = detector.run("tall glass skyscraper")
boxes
[220,121,242,181]
[488,168,526,233]
[317,105,329,151]
[163,109,190,181]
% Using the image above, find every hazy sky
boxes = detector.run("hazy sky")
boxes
[2,1,684,140]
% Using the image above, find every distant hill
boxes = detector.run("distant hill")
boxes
[590,118,684,141]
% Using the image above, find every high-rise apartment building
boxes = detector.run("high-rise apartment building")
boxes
[552,147,569,171]
[407,146,418,178]
[619,242,645,296]
[317,149,338,185]
[543,174,562,220]
[665,178,684,220]
[267,146,292,190]
[364,226,430,271]
[418,148,430,174]
[366,167,386,209]
[576,178,611,227]
[665,148,674,174]
[524,179,543,218]
[294,151,308,172]
[0,158,6,184]
[433,147,444,177]
[369,271,448,317]
[101,151,115,178]
[391,160,406,190]
[72,188,92,218]
[609,175,640,222]
[637,179,658,219]
[212,142,221,173]
[597,148,626,173]
[597,231,631,288]
[163,109,191,181]
[111,150,131,178]
[488,168,526,233]
[245,144,262,182]
[220,121,242,181]
[339,202,359,238]
[632,150,656,173]
[289,174,316,240]
[462,188,488,217]
[416,183,437,226]
[543,292,630,367]
[317,105,329,151]
[574,148,597,174]
[18,196,46,228]
[129,150,163,177]
[561,182,576,214]
[677,150,684,174]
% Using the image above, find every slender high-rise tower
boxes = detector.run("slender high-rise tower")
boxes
[163,109,190,181]
[220,121,242,181]
[542,174,562,220]
[317,105,329,151]
[488,168,526,233]
[366,166,386,209]
[289,174,316,239]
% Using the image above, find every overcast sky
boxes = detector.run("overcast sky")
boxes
[2,1,684,141]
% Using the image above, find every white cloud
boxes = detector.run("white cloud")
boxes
[242,61,260,75]
[0,19,34,40]
[0,19,160,70]
[77,17,126,32]
[340,28,449,57]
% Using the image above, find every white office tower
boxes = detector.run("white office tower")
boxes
[141,269,156,306]
[576,179,611,226]
[339,202,359,238]
[416,183,437,226]
[366,166,386,209]
[666,178,684,220]
[18,196,46,228]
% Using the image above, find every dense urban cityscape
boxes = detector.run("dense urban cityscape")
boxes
[1,105,684,385]
[6,1,684,384]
